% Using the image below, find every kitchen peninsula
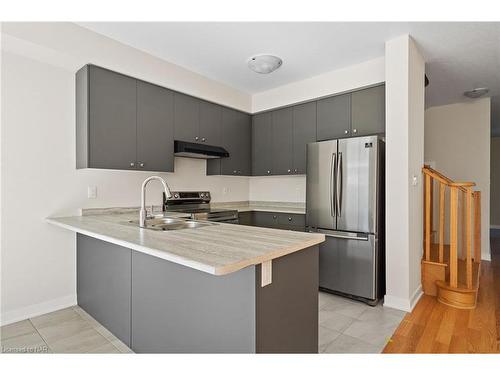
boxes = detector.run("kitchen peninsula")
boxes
[47,211,325,353]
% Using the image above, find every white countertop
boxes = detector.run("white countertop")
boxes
[47,212,323,276]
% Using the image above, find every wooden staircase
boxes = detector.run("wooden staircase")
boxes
[421,166,481,309]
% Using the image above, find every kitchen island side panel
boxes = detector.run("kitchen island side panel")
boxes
[256,245,319,353]
[131,250,256,353]
[77,234,132,346]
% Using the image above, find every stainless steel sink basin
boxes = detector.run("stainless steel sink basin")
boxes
[127,216,217,231]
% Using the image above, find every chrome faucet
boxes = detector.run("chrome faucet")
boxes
[139,176,172,228]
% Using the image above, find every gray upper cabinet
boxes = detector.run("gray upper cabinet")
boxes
[252,112,273,176]
[272,108,294,175]
[292,102,317,174]
[76,64,174,172]
[220,108,252,176]
[137,81,175,172]
[174,93,200,143]
[316,93,351,141]
[351,85,385,136]
[199,101,222,146]
[78,65,138,170]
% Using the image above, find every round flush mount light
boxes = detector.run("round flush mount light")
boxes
[464,87,489,99]
[247,55,283,74]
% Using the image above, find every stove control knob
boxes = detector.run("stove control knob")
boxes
[200,193,205,198]
[174,194,179,199]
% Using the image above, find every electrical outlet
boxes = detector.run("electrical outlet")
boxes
[87,186,97,199]
[412,175,418,186]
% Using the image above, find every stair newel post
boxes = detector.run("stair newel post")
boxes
[466,189,473,289]
[473,191,481,263]
[425,173,432,261]
[439,182,445,263]
[449,186,459,288]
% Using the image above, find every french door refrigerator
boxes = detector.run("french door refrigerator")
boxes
[306,135,385,304]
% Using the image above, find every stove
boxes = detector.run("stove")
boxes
[162,191,239,224]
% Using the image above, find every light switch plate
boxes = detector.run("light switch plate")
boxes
[87,186,97,199]
[412,175,418,186]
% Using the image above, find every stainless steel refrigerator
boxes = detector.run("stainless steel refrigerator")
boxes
[306,135,385,304]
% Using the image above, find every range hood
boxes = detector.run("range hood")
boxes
[174,140,229,159]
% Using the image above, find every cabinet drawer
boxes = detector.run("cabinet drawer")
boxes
[253,212,279,227]
[277,213,305,227]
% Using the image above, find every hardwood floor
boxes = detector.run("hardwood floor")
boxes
[383,236,500,353]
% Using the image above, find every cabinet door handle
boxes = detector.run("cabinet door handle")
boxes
[130,162,135,167]
[294,168,298,173]
[344,130,349,134]
[273,215,277,219]
[267,170,271,174]
[201,137,206,142]
[195,136,199,141]
[288,217,292,221]
[233,170,237,174]
[139,162,145,168]
[353,129,358,134]
[287,169,291,173]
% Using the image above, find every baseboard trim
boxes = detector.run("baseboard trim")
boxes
[384,285,423,313]
[1,294,77,326]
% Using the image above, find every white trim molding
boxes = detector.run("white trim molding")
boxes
[0,294,77,326]
[384,285,423,313]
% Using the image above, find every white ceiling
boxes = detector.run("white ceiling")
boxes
[78,22,500,131]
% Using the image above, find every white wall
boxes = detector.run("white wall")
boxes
[252,57,385,113]
[424,99,491,260]
[384,35,425,312]
[0,23,253,325]
[249,175,306,203]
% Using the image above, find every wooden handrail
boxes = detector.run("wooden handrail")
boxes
[422,165,481,293]
[422,166,475,192]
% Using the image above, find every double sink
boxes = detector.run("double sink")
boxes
[128,216,218,231]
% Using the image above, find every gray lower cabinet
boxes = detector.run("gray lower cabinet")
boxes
[131,251,256,353]
[252,112,273,176]
[351,85,385,136]
[272,107,294,175]
[316,93,351,141]
[77,234,131,347]
[241,211,306,232]
[76,234,319,353]
[77,65,138,170]
[136,81,174,172]
[292,102,317,174]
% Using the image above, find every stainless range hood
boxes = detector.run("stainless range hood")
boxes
[174,140,229,159]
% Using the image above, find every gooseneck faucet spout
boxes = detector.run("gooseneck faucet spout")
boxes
[140,176,172,228]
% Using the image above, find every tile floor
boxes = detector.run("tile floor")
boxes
[1,306,133,354]
[1,292,406,354]
[319,291,407,353]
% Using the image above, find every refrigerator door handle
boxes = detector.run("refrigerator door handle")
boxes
[330,153,337,217]
[336,152,343,217]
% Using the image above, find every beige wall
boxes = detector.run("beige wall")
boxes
[491,137,500,226]
[424,98,491,260]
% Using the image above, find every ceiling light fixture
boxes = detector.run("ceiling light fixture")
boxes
[247,55,283,74]
[464,87,489,99]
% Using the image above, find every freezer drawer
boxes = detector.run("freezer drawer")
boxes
[318,231,378,300]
